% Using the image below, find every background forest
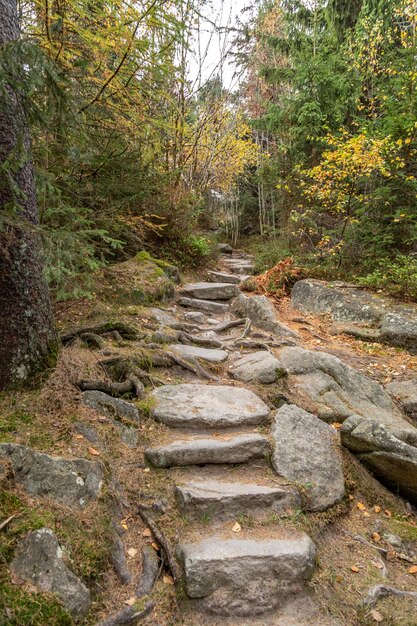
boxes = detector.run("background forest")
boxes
[2,0,417,300]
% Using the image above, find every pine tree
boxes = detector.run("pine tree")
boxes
[0,0,58,390]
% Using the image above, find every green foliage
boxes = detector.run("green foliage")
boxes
[238,0,417,299]
[357,255,417,300]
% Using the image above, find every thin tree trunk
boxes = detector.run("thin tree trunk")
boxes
[0,0,58,390]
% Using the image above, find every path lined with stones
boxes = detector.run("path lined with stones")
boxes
[5,245,417,624]
[143,250,326,621]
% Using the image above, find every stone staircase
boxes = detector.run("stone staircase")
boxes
[144,250,318,619]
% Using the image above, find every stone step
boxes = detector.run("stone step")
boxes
[175,479,300,520]
[145,433,270,468]
[178,297,229,313]
[180,282,240,301]
[222,259,255,275]
[169,344,228,363]
[150,383,270,428]
[208,271,241,285]
[229,351,285,384]
[180,535,316,616]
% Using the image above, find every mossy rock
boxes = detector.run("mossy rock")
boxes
[99,256,176,305]
[134,251,180,283]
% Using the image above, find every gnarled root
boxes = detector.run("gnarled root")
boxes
[363,584,417,607]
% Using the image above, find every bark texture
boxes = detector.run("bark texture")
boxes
[0,0,58,390]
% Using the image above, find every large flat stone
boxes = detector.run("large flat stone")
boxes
[232,294,299,339]
[180,282,240,301]
[0,444,102,508]
[229,351,285,384]
[145,433,270,468]
[175,480,300,520]
[276,347,413,435]
[271,405,345,511]
[208,271,241,285]
[181,536,316,615]
[150,384,269,428]
[10,529,90,618]
[291,279,417,352]
[169,344,228,363]
[178,297,229,313]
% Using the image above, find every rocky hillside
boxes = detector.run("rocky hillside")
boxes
[1,248,417,626]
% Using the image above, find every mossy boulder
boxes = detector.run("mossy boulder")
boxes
[134,251,180,284]
[99,253,176,305]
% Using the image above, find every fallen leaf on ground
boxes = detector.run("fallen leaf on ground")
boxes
[151,542,159,551]
[357,502,367,511]
[372,532,381,542]
[408,565,417,574]
[127,548,137,558]
[163,575,174,585]
[363,511,370,518]
[371,560,384,570]
[384,509,392,518]
[370,609,384,622]
[374,505,381,513]
[124,597,136,607]
[142,528,152,537]
[88,447,100,456]
[232,522,242,533]
[143,468,150,473]
[351,565,359,572]
[120,519,128,530]
[331,423,342,429]
[74,434,84,440]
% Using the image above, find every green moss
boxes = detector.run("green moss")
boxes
[0,490,55,562]
[0,571,72,626]
[0,411,34,441]
[135,395,157,418]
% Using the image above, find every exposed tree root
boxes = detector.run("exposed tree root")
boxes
[111,532,133,585]
[209,318,246,333]
[233,318,252,343]
[78,377,144,399]
[363,584,417,607]
[61,322,141,345]
[94,601,154,626]
[137,504,180,584]
[178,330,221,348]
[169,353,219,381]
[136,545,161,598]
[80,332,105,349]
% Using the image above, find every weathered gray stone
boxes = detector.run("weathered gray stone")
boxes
[181,535,316,615]
[145,433,270,468]
[10,528,90,618]
[0,444,102,508]
[222,258,255,275]
[179,297,229,313]
[229,351,285,384]
[218,243,233,254]
[276,347,413,435]
[150,384,269,428]
[150,307,179,327]
[175,480,300,520]
[341,415,417,502]
[180,282,239,301]
[184,311,206,323]
[208,271,241,284]
[271,405,345,511]
[291,279,417,352]
[82,390,140,423]
[169,344,228,363]
[111,420,138,448]
[386,379,417,420]
[232,294,299,339]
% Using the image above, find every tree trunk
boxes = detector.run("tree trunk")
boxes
[0,0,58,390]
